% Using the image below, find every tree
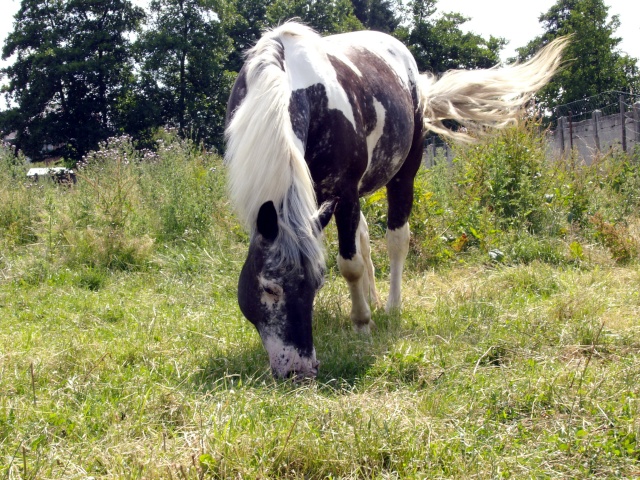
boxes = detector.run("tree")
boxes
[515,0,640,113]
[396,0,505,73]
[1,0,144,162]
[351,0,400,33]
[137,0,234,151]
[224,0,271,73]
[265,0,362,34]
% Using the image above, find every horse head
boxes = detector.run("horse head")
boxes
[238,200,335,380]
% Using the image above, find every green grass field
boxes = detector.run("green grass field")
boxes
[1,129,639,478]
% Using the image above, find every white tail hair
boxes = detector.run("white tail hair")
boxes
[418,37,569,142]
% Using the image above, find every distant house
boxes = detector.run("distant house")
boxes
[27,167,76,184]
[2,131,17,143]
[2,131,67,163]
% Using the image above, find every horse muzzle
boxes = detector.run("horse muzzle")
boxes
[261,336,319,380]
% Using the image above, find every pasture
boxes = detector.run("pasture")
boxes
[1,128,639,478]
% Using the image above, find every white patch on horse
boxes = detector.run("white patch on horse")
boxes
[328,31,414,89]
[386,222,410,312]
[280,33,357,130]
[258,275,284,309]
[357,212,379,308]
[366,98,386,166]
[261,335,319,378]
[324,45,363,78]
[390,151,406,170]
[337,253,372,333]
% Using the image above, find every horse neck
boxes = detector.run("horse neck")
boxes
[225,27,324,280]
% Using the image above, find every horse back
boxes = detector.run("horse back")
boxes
[284,30,423,200]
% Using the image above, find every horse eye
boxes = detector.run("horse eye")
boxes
[262,283,283,298]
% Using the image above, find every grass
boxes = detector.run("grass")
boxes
[1,128,639,478]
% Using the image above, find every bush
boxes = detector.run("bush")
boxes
[2,124,638,279]
[361,122,640,269]
[0,145,39,247]
[0,131,237,279]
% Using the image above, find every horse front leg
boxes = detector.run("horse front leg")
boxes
[358,211,381,310]
[335,200,378,333]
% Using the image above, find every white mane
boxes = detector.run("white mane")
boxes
[225,23,325,278]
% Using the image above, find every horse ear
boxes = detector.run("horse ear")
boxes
[256,201,279,241]
[314,197,338,231]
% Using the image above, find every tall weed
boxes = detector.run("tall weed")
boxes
[0,131,236,277]
[450,122,555,236]
[2,124,638,277]
[137,131,229,245]
[66,135,153,270]
[362,122,640,268]
[0,145,40,247]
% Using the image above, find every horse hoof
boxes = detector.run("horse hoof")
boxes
[385,302,402,314]
[353,320,375,334]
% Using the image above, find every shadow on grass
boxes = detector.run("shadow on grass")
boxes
[189,306,408,393]
[191,341,273,389]
[312,305,414,389]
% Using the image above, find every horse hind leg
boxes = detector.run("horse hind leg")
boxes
[385,222,410,312]
[385,127,423,313]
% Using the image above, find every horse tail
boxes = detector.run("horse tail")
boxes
[417,37,569,142]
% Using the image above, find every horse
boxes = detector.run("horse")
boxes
[225,22,566,379]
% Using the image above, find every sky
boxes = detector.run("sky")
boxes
[0,0,639,68]
[441,0,640,61]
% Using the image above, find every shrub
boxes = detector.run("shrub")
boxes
[137,132,229,245]
[361,122,640,269]
[0,144,39,247]
[450,121,554,236]
[589,213,639,264]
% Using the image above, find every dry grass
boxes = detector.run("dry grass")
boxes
[1,135,640,478]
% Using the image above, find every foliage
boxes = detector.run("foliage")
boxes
[0,143,37,246]
[135,0,235,152]
[515,0,640,113]
[1,0,511,160]
[361,122,640,269]
[589,212,639,264]
[351,0,400,33]
[0,130,234,272]
[265,0,363,34]
[395,0,505,73]
[0,0,145,162]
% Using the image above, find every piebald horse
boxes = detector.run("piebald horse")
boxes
[225,22,566,379]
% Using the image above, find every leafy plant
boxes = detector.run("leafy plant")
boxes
[589,212,639,263]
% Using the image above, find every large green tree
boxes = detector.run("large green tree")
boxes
[136,0,234,151]
[1,0,144,162]
[351,0,400,33]
[265,0,362,34]
[396,0,505,73]
[225,0,364,73]
[224,0,271,73]
[515,0,639,113]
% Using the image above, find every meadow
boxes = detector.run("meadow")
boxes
[1,126,639,478]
